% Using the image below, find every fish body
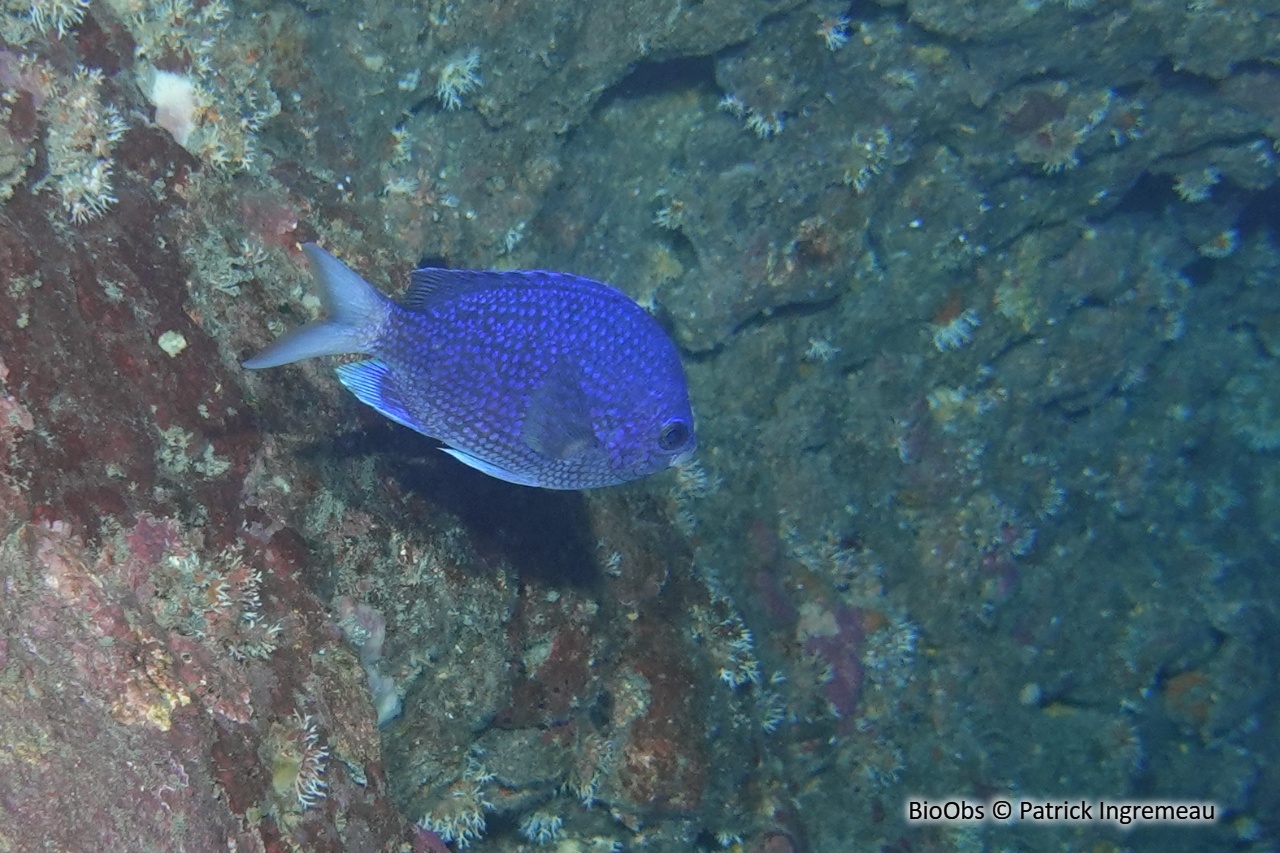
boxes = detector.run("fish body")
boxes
[244,244,696,489]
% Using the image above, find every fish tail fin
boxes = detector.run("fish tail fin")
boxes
[243,243,391,369]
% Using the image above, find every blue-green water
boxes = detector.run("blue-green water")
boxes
[0,0,1276,851]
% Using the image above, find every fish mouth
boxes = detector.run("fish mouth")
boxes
[670,447,697,468]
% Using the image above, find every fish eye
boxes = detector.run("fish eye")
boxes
[658,419,690,451]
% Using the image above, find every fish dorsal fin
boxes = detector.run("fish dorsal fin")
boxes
[405,268,490,310]
[520,362,602,462]
[334,359,425,434]
[404,268,637,312]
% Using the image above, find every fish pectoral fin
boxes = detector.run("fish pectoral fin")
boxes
[335,359,425,433]
[440,448,542,487]
[520,366,600,461]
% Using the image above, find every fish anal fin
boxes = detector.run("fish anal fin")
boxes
[440,448,542,487]
[335,359,424,433]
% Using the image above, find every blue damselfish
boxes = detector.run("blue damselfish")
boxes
[244,244,696,489]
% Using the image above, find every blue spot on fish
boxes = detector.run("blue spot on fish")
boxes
[244,244,696,489]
